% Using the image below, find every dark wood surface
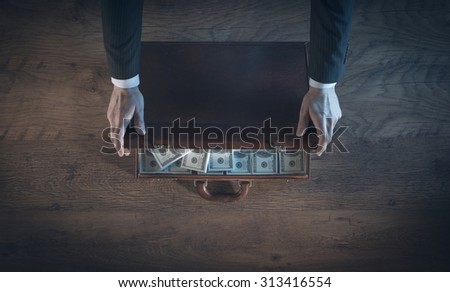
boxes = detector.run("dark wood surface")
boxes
[1,0,450,271]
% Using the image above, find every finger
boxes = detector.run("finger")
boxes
[317,117,336,156]
[308,108,323,150]
[315,118,327,156]
[123,146,131,156]
[110,117,131,157]
[309,110,332,156]
[117,136,125,157]
[119,118,132,156]
[134,100,146,135]
[108,131,124,157]
[296,112,310,137]
[296,102,310,137]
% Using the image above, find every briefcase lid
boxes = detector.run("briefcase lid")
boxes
[126,42,312,150]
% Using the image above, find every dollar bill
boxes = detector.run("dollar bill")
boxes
[208,149,234,171]
[181,149,210,173]
[252,150,277,174]
[227,150,252,174]
[167,158,192,174]
[149,146,191,170]
[139,150,168,173]
[279,149,305,174]
[203,170,225,175]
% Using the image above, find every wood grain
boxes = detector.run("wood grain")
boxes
[1,0,450,271]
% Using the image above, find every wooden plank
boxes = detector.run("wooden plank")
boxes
[1,209,449,271]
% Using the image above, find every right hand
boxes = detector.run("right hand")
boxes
[107,86,146,157]
[296,86,342,156]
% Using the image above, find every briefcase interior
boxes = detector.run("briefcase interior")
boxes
[124,42,315,199]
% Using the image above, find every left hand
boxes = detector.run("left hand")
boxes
[107,86,145,157]
[296,86,342,156]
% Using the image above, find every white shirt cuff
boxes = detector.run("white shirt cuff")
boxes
[111,74,140,88]
[309,78,336,89]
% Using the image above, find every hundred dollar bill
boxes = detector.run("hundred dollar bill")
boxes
[252,150,277,174]
[279,149,305,174]
[227,150,252,174]
[203,170,225,175]
[208,149,233,171]
[181,149,210,173]
[167,158,192,174]
[149,146,191,169]
[139,150,167,173]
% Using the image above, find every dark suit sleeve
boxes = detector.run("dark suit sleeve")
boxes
[308,0,355,83]
[101,0,144,80]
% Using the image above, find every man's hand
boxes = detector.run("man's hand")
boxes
[107,86,145,157]
[296,86,342,156]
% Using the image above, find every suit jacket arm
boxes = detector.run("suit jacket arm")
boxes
[101,0,144,80]
[308,0,355,84]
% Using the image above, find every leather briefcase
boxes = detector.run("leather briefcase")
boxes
[125,42,314,202]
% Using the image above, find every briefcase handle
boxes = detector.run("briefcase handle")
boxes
[195,180,251,202]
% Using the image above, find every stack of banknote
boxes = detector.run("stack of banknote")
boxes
[139,146,306,175]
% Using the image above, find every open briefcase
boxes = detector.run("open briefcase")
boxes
[125,42,315,202]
